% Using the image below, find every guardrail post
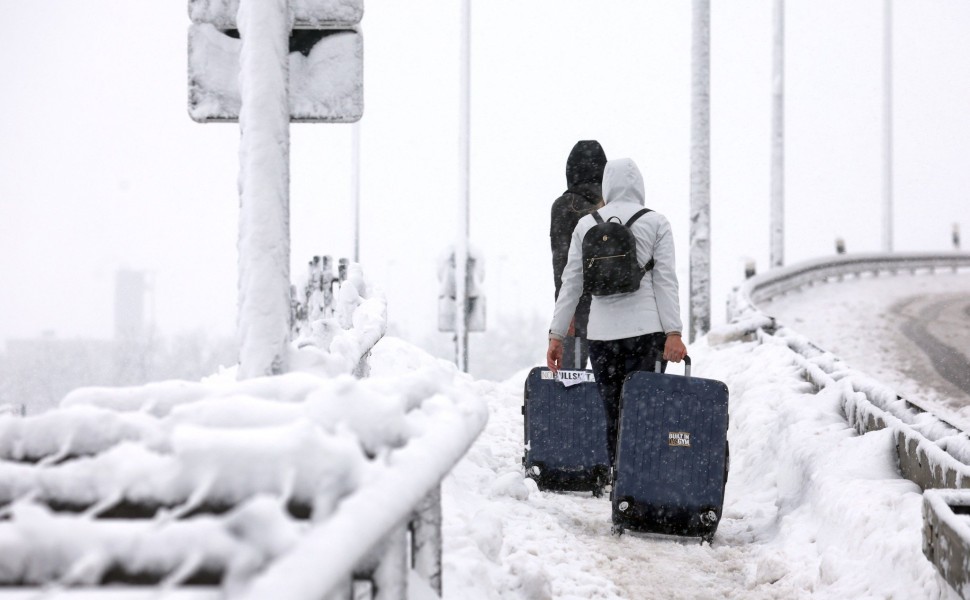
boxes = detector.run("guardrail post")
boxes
[954,223,961,251]
[372,526,408,600]
[744,260,756,280]
[835,237,846,255]
[923,490,970,600]
[323,579,353,600]
[411,486,443,595]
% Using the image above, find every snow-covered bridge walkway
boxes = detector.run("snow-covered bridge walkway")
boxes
[407,331,955,599]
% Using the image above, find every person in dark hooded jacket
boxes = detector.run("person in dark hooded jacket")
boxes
[549,140,608,369]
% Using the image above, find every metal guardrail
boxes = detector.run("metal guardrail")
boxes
[0,261,488,599]
[732,251,970,314]
[722,251,970,598]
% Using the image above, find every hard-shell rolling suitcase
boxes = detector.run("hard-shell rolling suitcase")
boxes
[522,367,611,495]
[611,356,729,541]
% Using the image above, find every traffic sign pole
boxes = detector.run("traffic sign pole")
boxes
[236,0,291,378]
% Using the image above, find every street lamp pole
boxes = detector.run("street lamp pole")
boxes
[882,0,894,252]
[456,0,471,372]
[689,0,712,343]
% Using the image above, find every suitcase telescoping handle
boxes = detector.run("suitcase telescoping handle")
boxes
[654,354,691,378]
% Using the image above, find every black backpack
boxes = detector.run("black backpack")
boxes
[581,208,655,296]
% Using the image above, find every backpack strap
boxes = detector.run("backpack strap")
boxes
[592,211,605,224]
[625,208,652,227]
[626,209,655,275]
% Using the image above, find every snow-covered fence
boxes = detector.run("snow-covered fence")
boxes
[290,256,386,378]
[723,251,970,598]
[0,351,487,597]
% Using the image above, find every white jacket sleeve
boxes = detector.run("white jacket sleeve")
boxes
[549,224,585,339]
[651,216,683,334]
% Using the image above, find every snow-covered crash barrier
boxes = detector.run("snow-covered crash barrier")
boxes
[0,344,487,597]
[722,251,970,598]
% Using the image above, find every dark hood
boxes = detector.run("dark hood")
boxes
[565,140,607,188]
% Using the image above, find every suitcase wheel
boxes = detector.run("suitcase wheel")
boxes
[591,465,610,498]
[611,524,624,537]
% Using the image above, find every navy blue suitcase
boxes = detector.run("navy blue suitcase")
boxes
[522,367,611,495]
[611,357,729,541]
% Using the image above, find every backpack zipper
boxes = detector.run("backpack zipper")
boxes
[586,254,627,268]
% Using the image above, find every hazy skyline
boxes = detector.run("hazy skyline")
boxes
[2,1,968,362]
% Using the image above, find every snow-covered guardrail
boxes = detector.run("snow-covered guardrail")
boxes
[722,251,970,598]
[0,370,486,598]
[729,251,970,319]
[0,262,488,599]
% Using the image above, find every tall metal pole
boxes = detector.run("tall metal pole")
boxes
[770,0,785,268]
[882,0,894,252]
[689,0,711,343]
[236,0,291,378]
[351,120,361,263]
[456,0,471,372]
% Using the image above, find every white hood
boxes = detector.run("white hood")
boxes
[602,158,645,206]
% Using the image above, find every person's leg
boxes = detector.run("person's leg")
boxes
[628,332,667,374]
[588,339,623,467]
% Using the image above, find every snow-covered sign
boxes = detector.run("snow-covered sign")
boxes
[188,25,363,123]
[189,0,363,29]
[437,246,485,333]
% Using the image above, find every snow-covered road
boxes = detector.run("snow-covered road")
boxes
[372,319,959,599]
[761,271,970,427]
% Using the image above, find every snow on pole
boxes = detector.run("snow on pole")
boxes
[236,0,292,378]
[456,0,471,372]
[351,121,361,264]
[770,0,785,269]
[689,0,712,343]
[882,0,894,253]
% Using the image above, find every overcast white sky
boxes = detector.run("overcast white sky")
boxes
[1,1,968,358]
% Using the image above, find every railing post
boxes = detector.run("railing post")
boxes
[323,579,353,600]
[372,526,408,600]
[411,486,443,595]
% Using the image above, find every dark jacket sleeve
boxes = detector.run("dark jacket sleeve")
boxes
[550,196,573,299]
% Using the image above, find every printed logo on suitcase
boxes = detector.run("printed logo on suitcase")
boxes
[667,431,691,447]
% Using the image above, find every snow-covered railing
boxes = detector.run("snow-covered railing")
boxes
[730,251,970,318]
[722,251,970,598]
[290,256,386,378]
[725,252,970,489]
[0,365,486,598]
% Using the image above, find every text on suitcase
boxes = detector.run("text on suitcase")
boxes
[541,370,596,387]
[668,432,691,447]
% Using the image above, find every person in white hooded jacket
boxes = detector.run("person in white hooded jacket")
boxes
[547,157,687,468]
